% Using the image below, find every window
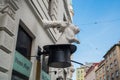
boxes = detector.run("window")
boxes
[16,26,32,60]
[107,75,110,80]
[116,70,119,77]
[103,66,105,72]
[96,72,98,76]
[110,63,113,69]
[106,66,109,71]
[81,70,83,73]
[111,73,114,80]
[114,59,118,66]
[113,49,116,56]
[109,53,112,58]
[77,75,80,78]
[99,69,101,74]
[106,60,108,63]
[103,75,106,80]
[12,24,32,80]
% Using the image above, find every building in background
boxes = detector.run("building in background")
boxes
[0,0,79,80]
[85,63,99,80]
[103,43,120,80]
[76,42,120,80]
[76,63,92,80]
[95,42,120,80]
[95,60,106,80]
[76,67,85,80]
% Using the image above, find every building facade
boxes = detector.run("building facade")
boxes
[0,0,79,80]
[76,67,85,80]
[95,43,120,80]
[76,63,93,80]
[103,44,120,80]
[95,60,106,80]
[85,63,99,80]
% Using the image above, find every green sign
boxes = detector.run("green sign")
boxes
[13,51,32,77]
[42,70,51,80]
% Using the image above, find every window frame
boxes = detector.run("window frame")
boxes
[16,25,32,60]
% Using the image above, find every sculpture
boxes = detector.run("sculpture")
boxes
[42,20,80,44]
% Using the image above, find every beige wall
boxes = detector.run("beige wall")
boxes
[95,61,105,80]
[76,67,85,80]
[104,45,120,80]
[85,66,98,80]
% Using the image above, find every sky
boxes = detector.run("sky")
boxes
[72,0,120,80]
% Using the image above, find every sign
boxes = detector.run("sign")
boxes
[12,75,24,80]
[42,70,51,80]
[13,51,32,77]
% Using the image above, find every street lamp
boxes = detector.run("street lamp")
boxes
[43,44,76,68]
[31,44,75,68]
[33,44,85,68]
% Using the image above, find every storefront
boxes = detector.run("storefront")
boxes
[12,51,32,80]
[42,70,51,80]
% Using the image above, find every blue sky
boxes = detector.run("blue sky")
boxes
[72,0,120,79]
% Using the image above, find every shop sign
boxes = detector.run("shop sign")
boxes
[42,70,51,80]
[13,51,32,77]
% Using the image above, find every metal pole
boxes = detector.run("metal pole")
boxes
[70,60,84,66]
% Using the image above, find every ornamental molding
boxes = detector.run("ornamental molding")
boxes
[0,5,15,19]
[9,0,19,11]
[0,0,20,19]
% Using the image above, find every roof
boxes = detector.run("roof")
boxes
[98,60,105,67]
[103,44,120,58]
[85,63,99,77]
[95,60,105,72]
[76,66,86,69]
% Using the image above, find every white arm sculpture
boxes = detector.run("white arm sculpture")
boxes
[43,20,68,32]
[42,20,80,44]
[64,24,80,44]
